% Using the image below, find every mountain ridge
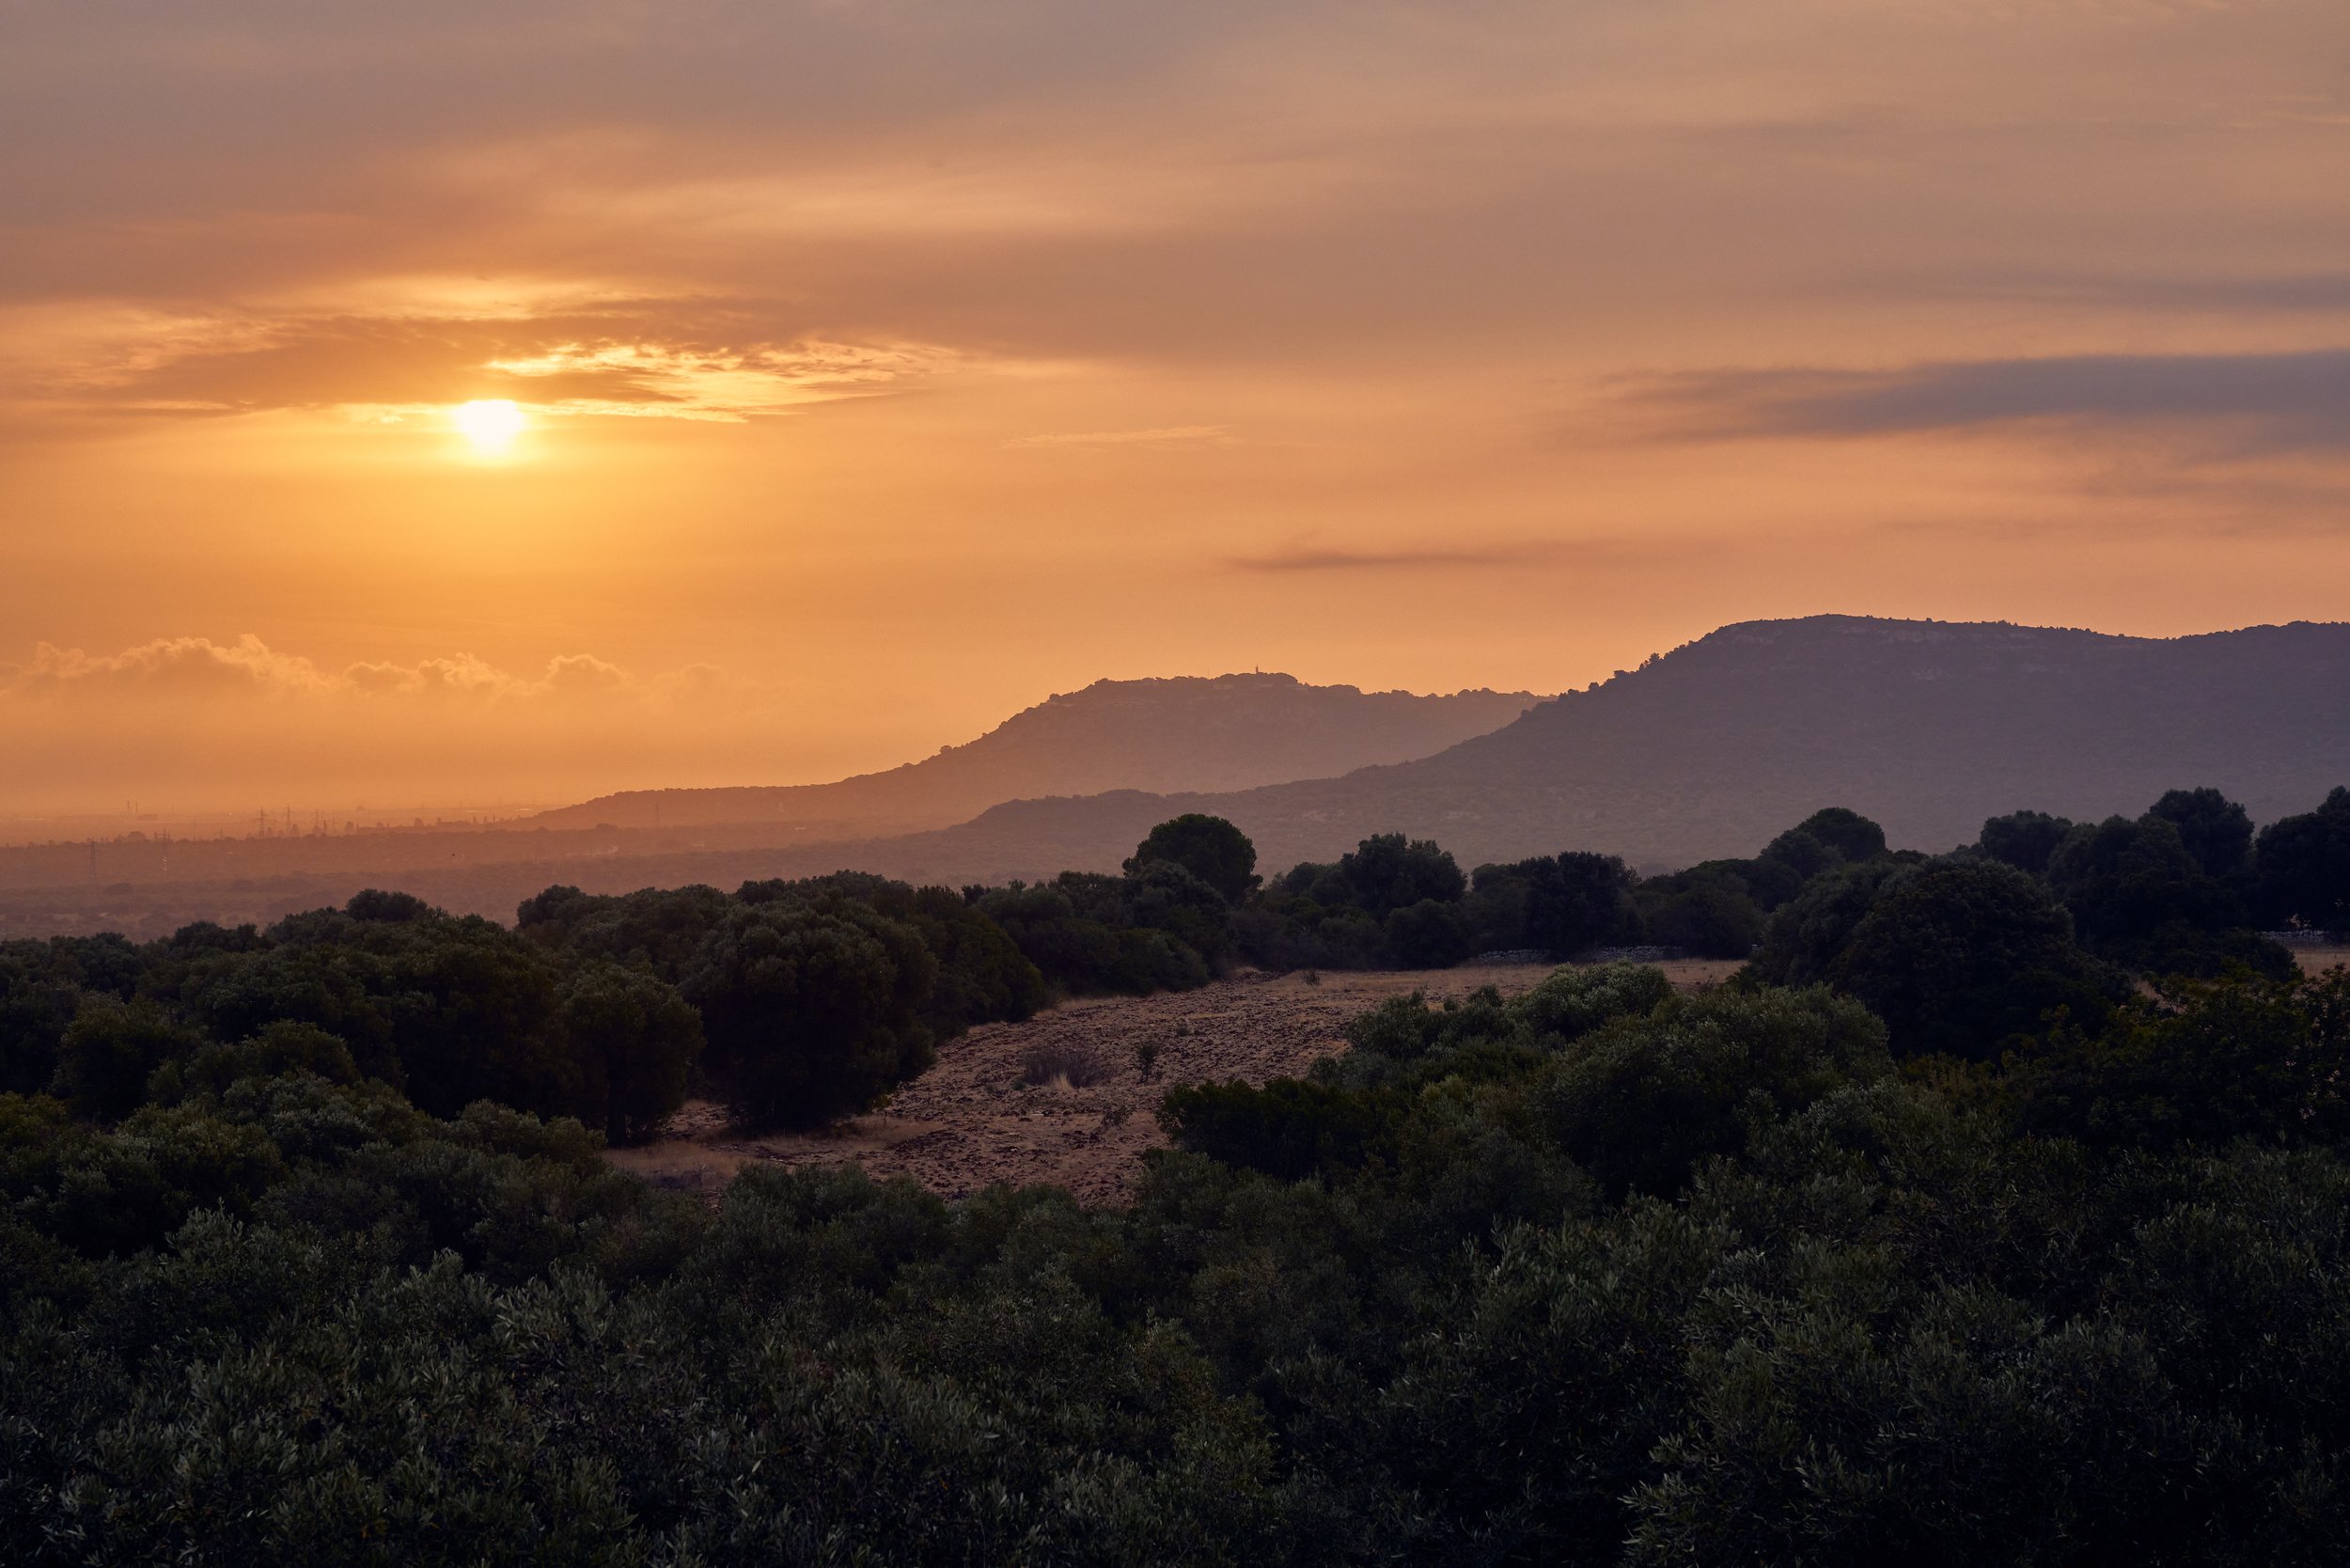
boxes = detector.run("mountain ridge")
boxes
[815,615,2350,879]
[527,672,1545,837]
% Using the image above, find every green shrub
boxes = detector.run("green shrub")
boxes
[146,1019,360,1106]
[1158,1078,1389,1182]
[1511,962,1675,1043]
[1536,985,1891,1197]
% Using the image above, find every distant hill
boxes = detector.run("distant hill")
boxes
[0,674,1544,935]
[527,674,1544,837]
[10,617,2350,938]
[806,616,2350,878]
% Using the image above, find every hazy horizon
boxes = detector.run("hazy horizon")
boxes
[0,660,1550,827]
[0,610,2335,826]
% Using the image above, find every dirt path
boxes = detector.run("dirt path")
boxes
[604,959,1739,1203]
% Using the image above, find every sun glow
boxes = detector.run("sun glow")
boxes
[451,399,527,454]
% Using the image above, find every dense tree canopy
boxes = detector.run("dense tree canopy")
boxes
[2254,786,2350,929]
[4,792,2350,1560]
[682,900,937,1129]
[1303,834,1468,917]
[1961,787,2326,978]
[1464,851,1640,957]
[556,962,704,1144]
[1978,808,2075,877]
[1745,858,1915,989]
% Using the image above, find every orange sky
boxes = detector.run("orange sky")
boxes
[6,1,2350,817]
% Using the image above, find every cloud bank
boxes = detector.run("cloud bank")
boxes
[3,636,694,705]
[1637,350,2350,451]
[0,636,757,816]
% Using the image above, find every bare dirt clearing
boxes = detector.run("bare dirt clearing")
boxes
[604,959,1740,1203]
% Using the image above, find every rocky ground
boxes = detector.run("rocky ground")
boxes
[603,958,1740,1203]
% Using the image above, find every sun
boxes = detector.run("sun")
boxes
[450,399,528,454]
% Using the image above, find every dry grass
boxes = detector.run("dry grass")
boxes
[612,959,1740,1204]
[1021,1040,1112,1090]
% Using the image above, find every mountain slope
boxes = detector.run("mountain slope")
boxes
[528,673,1543,837]
[834,616,2350,877]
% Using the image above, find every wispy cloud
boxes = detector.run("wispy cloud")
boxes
[476,337,948,422]
[0,293,963,425]
[1630,348,2350,451]
[1224,541,1559,572]
[1879,271,2350,316]
[1005,425,1231,448]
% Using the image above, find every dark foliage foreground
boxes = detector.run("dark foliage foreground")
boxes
[7,962,2350,1564]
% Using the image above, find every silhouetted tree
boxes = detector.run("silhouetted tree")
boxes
[1464,852,1638,956]
[1460,864,1533,951]
[516,883,733,979]
[743,876,1047,1032]
[381,921,572,1120]
[2253,787,2350,930]
[2148,787,2255,881]
[1124,814,1261,903]
[1333,834,1468,917]
[1759,808,1888,886]
[2045,814,2228,961]
[344,888,437,924]
[0,952,81,1096]
[1978,809,2075,877]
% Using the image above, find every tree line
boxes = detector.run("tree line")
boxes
[5,784,2347,1146]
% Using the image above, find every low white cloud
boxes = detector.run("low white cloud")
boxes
[4,636,707,708]
[10,635,338,698]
